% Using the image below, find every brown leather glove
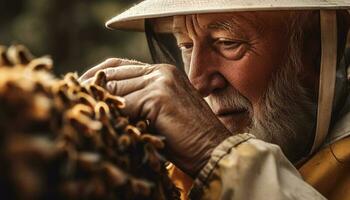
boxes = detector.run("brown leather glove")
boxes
[80,58,232,177]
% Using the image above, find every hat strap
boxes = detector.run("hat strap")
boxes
[311,10,338,154]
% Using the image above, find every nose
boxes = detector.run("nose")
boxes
[188,43,227,97]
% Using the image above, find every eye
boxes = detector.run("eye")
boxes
[213,38,249,60]
[178,43,193,51]
[215,38,241,49]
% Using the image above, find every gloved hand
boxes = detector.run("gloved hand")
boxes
[80,58,231,177]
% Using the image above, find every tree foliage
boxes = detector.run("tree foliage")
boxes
[0,0,150,75]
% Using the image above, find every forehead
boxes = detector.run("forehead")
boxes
[151,11,291,34]
[172,11,291,34]
[172,12,260,33]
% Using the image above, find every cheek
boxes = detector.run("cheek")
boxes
[182,52,191,74]
[219,52,276,107]
[218,29,287,108]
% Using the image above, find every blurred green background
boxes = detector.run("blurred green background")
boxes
[0,0,151,75]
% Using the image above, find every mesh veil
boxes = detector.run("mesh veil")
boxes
[145,19,184,71]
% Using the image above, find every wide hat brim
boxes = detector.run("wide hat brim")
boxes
[106,0,350,31]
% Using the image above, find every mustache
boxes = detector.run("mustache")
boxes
[205,86,252,114]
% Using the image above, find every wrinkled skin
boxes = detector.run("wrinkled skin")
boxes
[80,12,319,177]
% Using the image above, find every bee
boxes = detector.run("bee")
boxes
[0,44,180,200]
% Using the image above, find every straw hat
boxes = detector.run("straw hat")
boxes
[106,0,350,31]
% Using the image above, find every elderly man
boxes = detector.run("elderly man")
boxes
[80,1,350,199]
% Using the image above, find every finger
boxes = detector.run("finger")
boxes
[82,65,153,86]
[121,89,157,122]
[81,77,94,86]
[120,90,144,120]
[79,58,146,82]
[123,89,161,124]
[103,65,153,81]
[106,73,156,96]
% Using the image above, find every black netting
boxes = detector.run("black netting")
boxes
[145,19,184,71]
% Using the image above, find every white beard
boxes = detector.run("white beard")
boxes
[206,29,317,162]
[249,47,317,162]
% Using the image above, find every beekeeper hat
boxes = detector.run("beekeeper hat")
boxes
[105,0,350,155]
[106,0,349,31]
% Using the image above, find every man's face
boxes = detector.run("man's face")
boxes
[172,12,318,161]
